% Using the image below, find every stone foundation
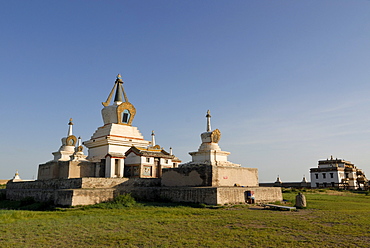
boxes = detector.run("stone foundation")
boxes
[259,182,311,188]
[38,161,104,180]
[161,165,258,187]
[6,178,281,206]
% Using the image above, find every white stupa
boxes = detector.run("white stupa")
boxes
[11,170,22,182]
[52,118,78,161]
[182,110,240,167]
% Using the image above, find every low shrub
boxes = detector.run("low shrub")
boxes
[112,194,136,207]
[0,197,55,211]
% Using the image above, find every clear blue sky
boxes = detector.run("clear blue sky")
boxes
[1,1,370,182]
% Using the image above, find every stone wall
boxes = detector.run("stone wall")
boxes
[80,178,130,188]
[161,165,258,187]
[215,167,258,187]
[6,188,56,203]
[5,178,282,206]
[118,186,282,205]
[6,178,84,190]
[6,177,135,191]
[38,161,104,180]
[5,178,160,206]
[260,182,311,188]
[0,189,6,196]
[68,189,115,206]
[160,187,219,205]
[161,169,206,187]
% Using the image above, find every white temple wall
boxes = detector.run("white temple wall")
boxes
[87,146,109,162]
[141,157,151,164]
[159,158,171,166]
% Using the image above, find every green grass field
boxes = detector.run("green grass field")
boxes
[1,190,369,247]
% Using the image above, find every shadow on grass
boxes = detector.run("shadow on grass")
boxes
[137,201,213,208]
[0,194,57,211]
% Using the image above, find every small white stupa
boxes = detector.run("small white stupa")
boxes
[11,170,22,182]
[162,110,257,188]
[275,175,282,184]
[52,118,78,161]
[301,175,308,183]
[182,110,240,167]
[71,136,88,161]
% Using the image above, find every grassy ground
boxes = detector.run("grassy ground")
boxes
[0,190,369,247]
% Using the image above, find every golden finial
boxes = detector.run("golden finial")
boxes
[69,118,73,125]
[117,74,123,83]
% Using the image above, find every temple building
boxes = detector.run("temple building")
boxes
[38,75,180,180]
[310,156,368,190]
[6,74,282,206]
[124,131,181,178]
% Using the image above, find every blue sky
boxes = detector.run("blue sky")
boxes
[1,1,370,182]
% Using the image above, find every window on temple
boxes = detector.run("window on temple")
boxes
[315,174,318,179]
[330,173,333,178]
[122,109,130,124]
[146,158,150,163]
[322,173,326,179]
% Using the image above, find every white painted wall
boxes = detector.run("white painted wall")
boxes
[310,170,358,188]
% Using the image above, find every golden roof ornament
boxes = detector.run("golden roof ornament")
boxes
[211,129,221,143]
[117,74,123,83]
